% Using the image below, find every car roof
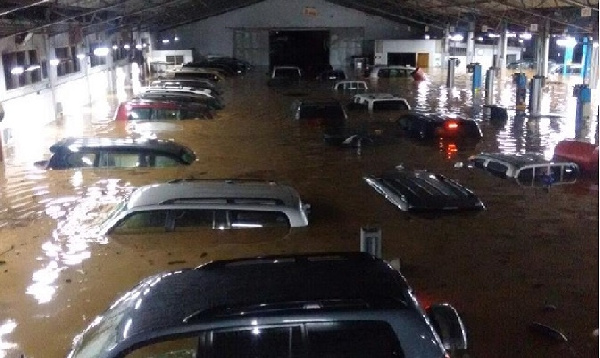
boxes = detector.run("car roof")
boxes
[471,152,561,167]
[98,252,412,342]
[49,137,194,156]
[354,93,405,100]
[365,167,484,211]
[124,179,303,210]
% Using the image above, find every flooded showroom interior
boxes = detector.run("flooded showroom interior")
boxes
[0,0,598,357]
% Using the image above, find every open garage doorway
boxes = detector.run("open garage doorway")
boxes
[387,53,416,67]
[269,30,330,79]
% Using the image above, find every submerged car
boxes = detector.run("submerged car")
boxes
[267,65,302,87]
[35,137,197,169]
[364,166,485,212]
[96,178,310,235]
[348,93,411,112]
[113,98,214,121]
[66,251,468,358]
[316,69,347,81]
[468,152,579,187]
[290,98,347,128]
[396,112,482,140]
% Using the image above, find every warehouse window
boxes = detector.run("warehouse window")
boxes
[2,50,45,90]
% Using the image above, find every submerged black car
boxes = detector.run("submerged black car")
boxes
[67,252,468,358]
[364,165,485,212]
[396,112,482,141]
[36,137,196,169]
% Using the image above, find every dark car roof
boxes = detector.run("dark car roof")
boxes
[104,252,411,341]
[366,167,484,211]
[49,137,194,157]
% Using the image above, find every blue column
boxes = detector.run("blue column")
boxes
[472,63,482,93]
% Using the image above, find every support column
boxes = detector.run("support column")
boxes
[534,22,550,77]
[467,28,475,64]
[441,26,450,69]
[43,34,61,122]
[498,27,508,70]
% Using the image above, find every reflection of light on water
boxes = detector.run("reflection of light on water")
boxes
[27,258,60,304]
[0,319,18,357]
[70,171,84,189]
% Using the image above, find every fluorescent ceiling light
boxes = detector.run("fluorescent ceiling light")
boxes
[93,47,110,56]
[10,67,24,74]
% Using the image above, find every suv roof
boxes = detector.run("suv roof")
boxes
[67,251,469,358]
[126,179,297,207]
[365,166,485,212]
[49,137,193,157]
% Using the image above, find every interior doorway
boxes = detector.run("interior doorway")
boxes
[416,53,429,68]
[269,30,330,78]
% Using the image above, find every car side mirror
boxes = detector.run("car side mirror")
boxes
[426,303,468,352]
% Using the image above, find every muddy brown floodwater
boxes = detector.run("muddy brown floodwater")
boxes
[0,69,597,358]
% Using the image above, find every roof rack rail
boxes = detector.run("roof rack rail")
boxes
[167,178,279,184]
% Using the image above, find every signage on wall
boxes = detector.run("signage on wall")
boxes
[303,7,317,16]
[530,24,538,32]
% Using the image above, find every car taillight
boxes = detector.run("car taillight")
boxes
[445,121,459,130]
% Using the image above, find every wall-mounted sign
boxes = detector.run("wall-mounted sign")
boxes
[303,7,317,16]
[530,24,538,32]
[481,25,488,32]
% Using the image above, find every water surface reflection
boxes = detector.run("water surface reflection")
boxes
[0,67,597,358]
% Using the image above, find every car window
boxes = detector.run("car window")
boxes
[229,210,290,229]
[112,210,168,234]
[306,321,403,358]
[171,209,214,230]
[274,68,300,79]
[211,326,300,358]
[486,161,509,178]
[153,109,180,120]
[129,108,153,120]
[154,155,181,167]
[124,337,197,358]
[562,164,579,182]
[98,153,145,168]
[389,68,409,77]
[373,100,408,111]
[66,152,96,168]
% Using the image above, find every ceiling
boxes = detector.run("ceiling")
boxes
[0,0,598,41]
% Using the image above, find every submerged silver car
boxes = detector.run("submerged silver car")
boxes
[97,179,310,235]
[67,252,468,358]
[364,166,485,212]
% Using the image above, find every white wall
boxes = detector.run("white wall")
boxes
[156,0,411,65]
[149,50,194,64]
[376,39,441,67]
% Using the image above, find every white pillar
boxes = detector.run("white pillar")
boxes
[467,31,475,64]
[498,29,508,70]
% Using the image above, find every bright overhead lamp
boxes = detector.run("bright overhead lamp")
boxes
[520,33,532,40]
[123,44,131,49]
[449,33,463,41]
[25,64,40,71]
[93,47,110,56]
[49,59,60,66]
[162,39,170,44]
[556,37,577,48]
[10,66,24,74]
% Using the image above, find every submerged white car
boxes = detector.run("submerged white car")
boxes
[468,152,579,187]
[97,179,310,235]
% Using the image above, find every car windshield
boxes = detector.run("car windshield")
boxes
[275,68,300,79]
[95,200,128,234]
